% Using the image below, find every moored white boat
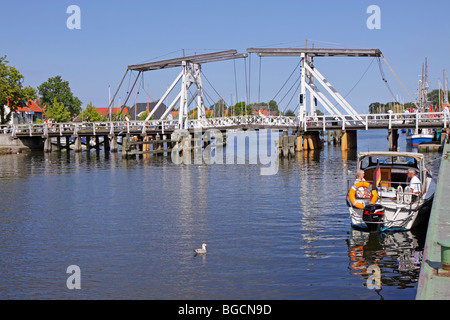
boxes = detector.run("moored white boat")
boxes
[347,151,434,232]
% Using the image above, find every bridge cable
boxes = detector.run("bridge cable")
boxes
[233,58,239,111]
[278,74,301,106]
[244,56,248,109]
[377,57,399,104]
[329,57,376,110]
[270,58,302,103]
[283,78,302,115]
[201,71,230,109]
[343,57,375,99]
[258,56,262,103]
[248,53,252,103]
[380,54,419,109]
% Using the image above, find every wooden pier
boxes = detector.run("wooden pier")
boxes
[416,142,450,299]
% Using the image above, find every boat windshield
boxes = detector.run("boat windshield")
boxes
[360,156,418,170]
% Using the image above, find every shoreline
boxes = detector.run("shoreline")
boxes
[0,147,28,155]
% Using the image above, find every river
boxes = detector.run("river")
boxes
[0,129,442,300]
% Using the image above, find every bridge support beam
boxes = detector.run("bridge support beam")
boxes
[104,135,110,152]
[388,129,399,151]
[296,136,303,152]
[341,130,357,151]
[300,132,322,150]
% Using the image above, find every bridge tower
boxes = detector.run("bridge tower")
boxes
[247,48,382,123]
[106,50,247,129]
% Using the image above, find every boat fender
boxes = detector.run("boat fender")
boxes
[403,186,412,204]
[348,181,378,210]
[396,185,403,204]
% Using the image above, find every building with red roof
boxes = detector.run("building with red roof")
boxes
[6,99,45,124]
[96,107,128,117]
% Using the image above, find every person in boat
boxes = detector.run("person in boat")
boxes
[354,170,365,183]
[354,170,370,198]
[407,169,421,199]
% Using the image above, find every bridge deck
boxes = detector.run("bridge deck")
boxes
[2,112,448,138]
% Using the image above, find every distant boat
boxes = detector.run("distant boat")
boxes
[406,130,434,147]
[405,58,435,147]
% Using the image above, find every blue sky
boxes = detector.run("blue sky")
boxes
[1,0,450,114]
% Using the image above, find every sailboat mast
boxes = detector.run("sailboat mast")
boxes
[444,70,449,105]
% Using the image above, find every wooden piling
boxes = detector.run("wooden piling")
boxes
[74,136,82,152]
[110,135,118,153]
[341,130,357,151]
[278,132,296,158]
[388,129,399,151]
[56,136,61,151]
[296,136,303,152]
[104,135,110,152]
[44,137,52,153]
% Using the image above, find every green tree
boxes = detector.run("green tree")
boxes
[268,100,279,114]
[231,101,253,116]
[316,109,324,116]
[82,102,104,122]
[209,99,227,117]
[0,56,37,124]
[368,102,385,114]
[111,106,128,121]
[284,109,295,117]
[139,110,154,120]
[44,98,71,122]
[38,76,82,117]
[428,89,450,108]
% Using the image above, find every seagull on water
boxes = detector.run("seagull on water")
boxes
[194,243,207,254]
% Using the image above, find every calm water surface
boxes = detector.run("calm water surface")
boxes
[0,130,441,299]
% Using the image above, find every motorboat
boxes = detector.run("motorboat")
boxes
[406,129,434,147]
[347,151,435,232]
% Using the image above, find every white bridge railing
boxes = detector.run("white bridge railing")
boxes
[1,112,448,137]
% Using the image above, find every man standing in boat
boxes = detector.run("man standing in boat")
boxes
[407,169,421,198]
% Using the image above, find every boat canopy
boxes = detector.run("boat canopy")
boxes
[358,151,424,170]
[358,151,423,161]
